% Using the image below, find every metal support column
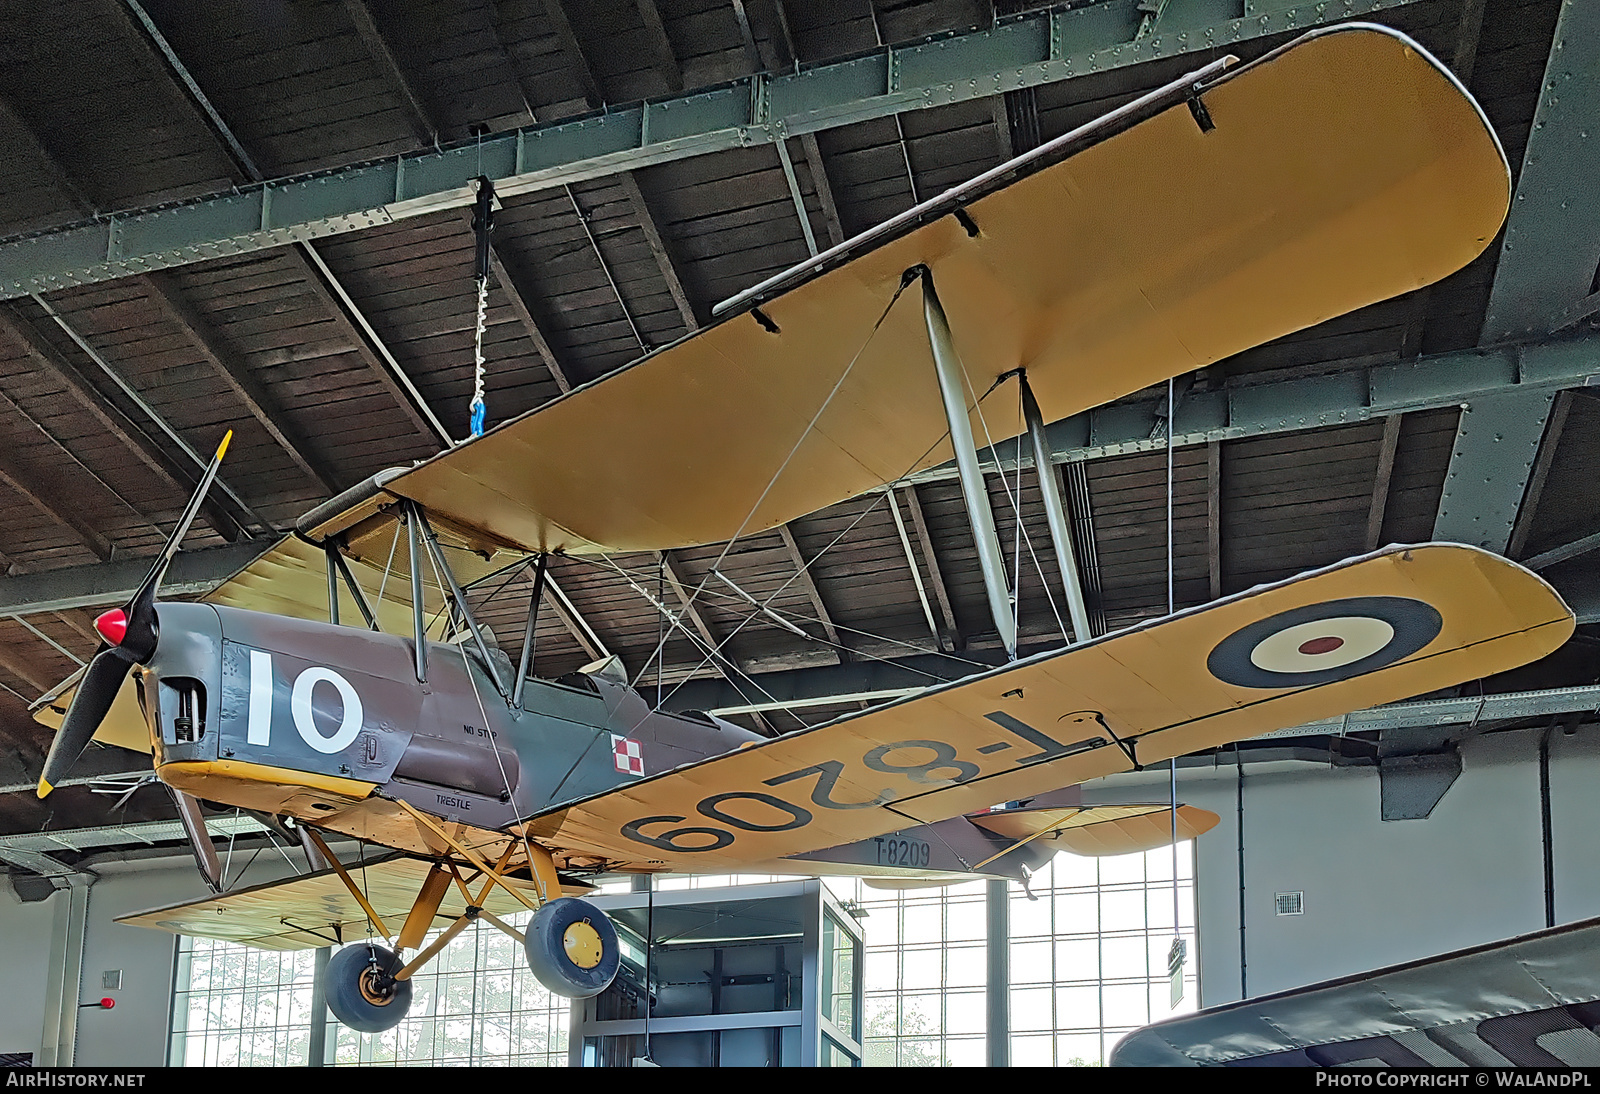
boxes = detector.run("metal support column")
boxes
[921,268,1016,658]
[1021,372,1091,644]
[308,946,331,1066]
[986,878,1010,1067]
[38,875,91,1066]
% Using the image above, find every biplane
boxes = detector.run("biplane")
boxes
[26,23,1575,1034]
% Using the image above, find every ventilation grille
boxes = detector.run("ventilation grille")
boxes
[1275,891,1305,916]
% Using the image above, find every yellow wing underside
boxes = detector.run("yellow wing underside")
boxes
[523,546,1571,873]
[115,854,590,951]
[968,804,1221,857]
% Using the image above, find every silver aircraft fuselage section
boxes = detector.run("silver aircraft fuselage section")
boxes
[140,602,766,829]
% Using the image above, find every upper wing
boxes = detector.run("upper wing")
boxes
[305,24,1505,560]
[522,545,1571,871]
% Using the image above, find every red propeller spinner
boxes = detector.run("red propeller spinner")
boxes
[93,608,128,646]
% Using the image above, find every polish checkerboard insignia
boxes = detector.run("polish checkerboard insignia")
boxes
[611,734,645,777]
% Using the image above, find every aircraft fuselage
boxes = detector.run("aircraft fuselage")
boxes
[140,602,765,847]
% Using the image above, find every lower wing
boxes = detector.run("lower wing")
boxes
[117,853,578,950]
[522,544,1572,872]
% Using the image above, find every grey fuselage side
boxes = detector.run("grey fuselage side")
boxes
[142,602,767,829]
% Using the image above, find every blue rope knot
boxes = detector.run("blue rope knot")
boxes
[469,397,486,439]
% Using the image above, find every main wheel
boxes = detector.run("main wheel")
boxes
[523,897,620,998]
[325,943,413,1033]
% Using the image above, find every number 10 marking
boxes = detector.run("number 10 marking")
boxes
[246,650,365,755]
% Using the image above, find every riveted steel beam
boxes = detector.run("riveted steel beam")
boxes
[0,540,277,616]
[1432,391,1554,551]
[1482,0,1600,342]
[0,0,1423,298]
[0,330,1594,622]
[676,647,1600,738]
[89,1,454,451]
[902,332,1600,487]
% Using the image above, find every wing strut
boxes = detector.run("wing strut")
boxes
[920,266,1017,659]
[1021,372,1092,644]
[301,827,394,942]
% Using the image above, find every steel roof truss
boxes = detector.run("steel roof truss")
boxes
[0,0,1428,298]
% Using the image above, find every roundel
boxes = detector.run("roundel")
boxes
[1207,596,1443,689]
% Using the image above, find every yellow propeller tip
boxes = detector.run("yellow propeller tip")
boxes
[216,430,233,461]
[36,778,52,799]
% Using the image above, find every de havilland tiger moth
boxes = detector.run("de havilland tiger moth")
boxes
[24,23,1573,1033]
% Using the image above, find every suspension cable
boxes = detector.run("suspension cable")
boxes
[469,176,495,439]
[1166,375,1184,980]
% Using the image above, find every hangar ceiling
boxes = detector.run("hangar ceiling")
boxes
[0,0,1597,864]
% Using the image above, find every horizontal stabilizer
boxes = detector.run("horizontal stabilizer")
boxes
[970,804,1220,857]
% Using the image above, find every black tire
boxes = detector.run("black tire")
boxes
[325,943,413,1033]
[523,897,620,999]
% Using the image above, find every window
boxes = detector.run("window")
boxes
[171,849,1196,1068]
[170,938,316,1066]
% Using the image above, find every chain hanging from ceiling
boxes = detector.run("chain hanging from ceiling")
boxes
[469,176,495,439]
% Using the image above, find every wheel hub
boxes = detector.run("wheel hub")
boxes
[563,920,604,969]
[358,964,396,1007]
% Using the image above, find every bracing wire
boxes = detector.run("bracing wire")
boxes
[592,552,802,721]
[965,372,1069,646]
[618,352,1038,717]
[561,550,992,676]
[622,489,900,722]
[422,531,539,878]
[627,271,920,690]
[1166,375,1183,971]
[373,519,402,611]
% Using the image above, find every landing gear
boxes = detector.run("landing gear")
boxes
[325,943,413,1033]
[524,897,620,998]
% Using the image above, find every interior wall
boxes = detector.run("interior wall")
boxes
[1086,726,1600,1009]
[0,883,58,1058]
[0,849,296,1065]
